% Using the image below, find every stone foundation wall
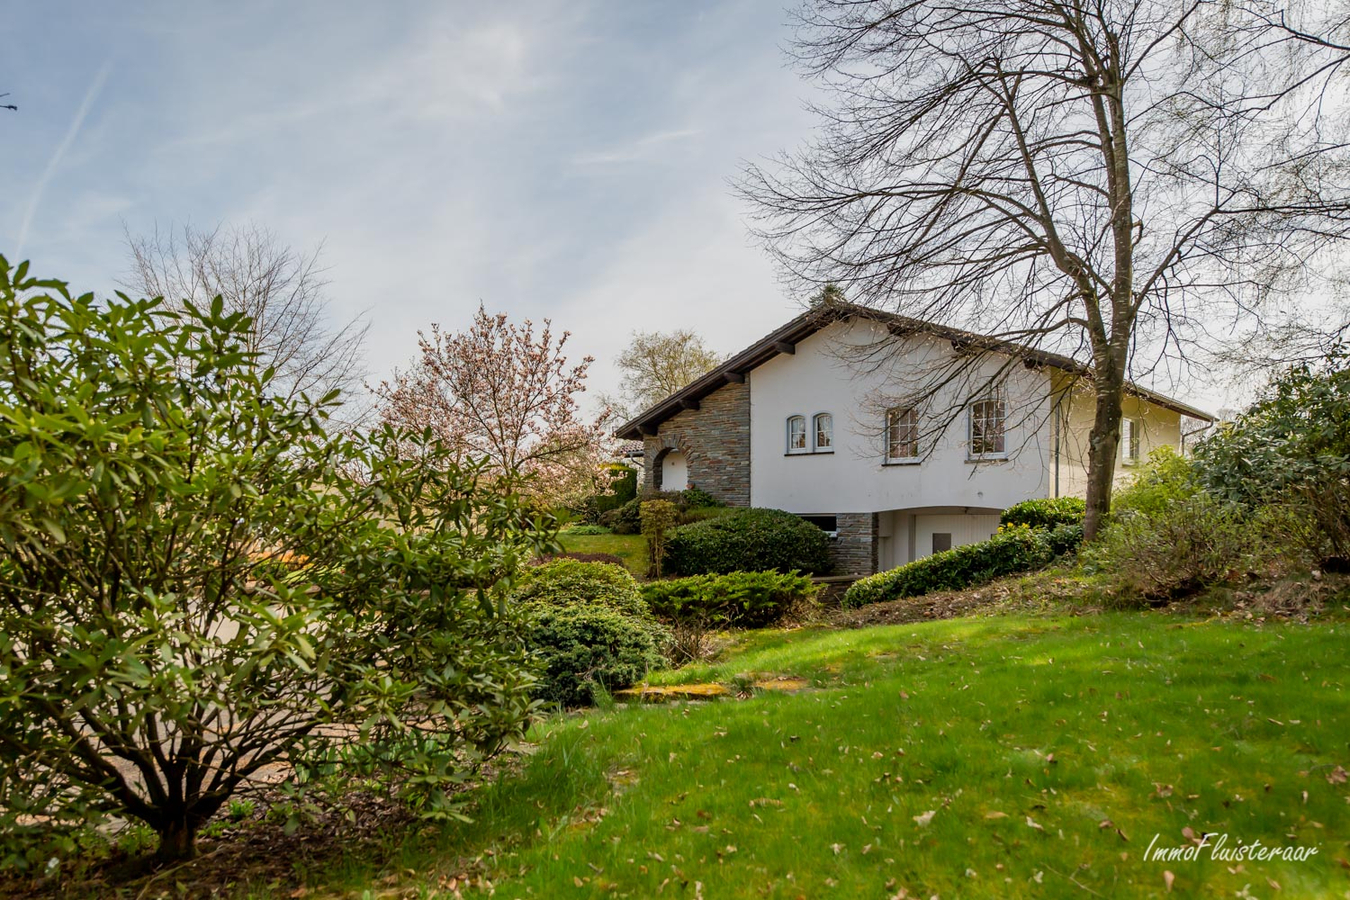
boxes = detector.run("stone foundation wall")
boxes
[830,512,879,576]
[642,380,751,507]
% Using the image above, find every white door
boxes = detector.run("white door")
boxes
[661,451,688,492]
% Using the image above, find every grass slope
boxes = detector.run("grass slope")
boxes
[556,531,648,575]
[319,614,1350,897]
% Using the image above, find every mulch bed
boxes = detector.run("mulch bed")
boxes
[2,790,416,899]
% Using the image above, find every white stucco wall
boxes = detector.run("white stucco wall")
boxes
[749,320,1055,515]
[1050,373,1185,500]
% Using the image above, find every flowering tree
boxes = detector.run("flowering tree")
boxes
[377,304,612,505]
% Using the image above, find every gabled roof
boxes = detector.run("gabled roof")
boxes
[613,303,1214,440]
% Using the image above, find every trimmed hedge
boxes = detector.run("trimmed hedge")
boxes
[642,570,817,629]
[663,508,832,576]
[1000,497,1086,530]
[843,524,1083,608]
[527,605,665,707]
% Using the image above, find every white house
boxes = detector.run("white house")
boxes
[615,304,1213,576]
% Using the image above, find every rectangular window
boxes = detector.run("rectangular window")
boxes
[1121,417,1140,464]
[886,407,919,461]
[932,533,952,553]
[969,398,1006,457]
[787,416,807,453]
[799,514,838,536]
[814,413,833,451]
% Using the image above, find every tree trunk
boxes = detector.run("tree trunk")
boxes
[155,817,197,862]
[1083,375,1125,541]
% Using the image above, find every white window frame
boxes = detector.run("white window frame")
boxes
[1121,417,1141,465]
[885,406,920,464]
[968,397,1007,459]
[812,412,834,452]
[786,415,808,454]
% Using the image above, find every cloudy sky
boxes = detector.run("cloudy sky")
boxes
[6,1,1248,416]
[4,1,827,409]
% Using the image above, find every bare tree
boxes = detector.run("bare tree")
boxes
[606,329,725,423]
[741,0,1350,538]
[123,222,368,409]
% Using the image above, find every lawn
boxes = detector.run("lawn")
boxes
[556,529,648,574]
[322,611,1349,898]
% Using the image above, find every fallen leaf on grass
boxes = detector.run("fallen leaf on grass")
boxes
[1025,816,1045,832]
[1327,766,1348,785]
[984,811,1008,820]
[1164,870,1175,893]
[913,810,937,827]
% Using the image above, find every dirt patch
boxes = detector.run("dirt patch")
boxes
[827,579,1030,627]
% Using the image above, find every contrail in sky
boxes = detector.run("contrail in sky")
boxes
[15,60,113,259]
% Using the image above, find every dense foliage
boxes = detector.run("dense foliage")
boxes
[0,261,549,865]
[642,571,816,628]
[574,464,637,524]
[599,498,643,534]
[843,524,1082,608]
[1194,356,1350,569]
[512,558,652,619]
[524,606,665,707]
[1084,495,1248,603]
[599,487,724,534]
[999,497,1085,530]
[663,508,832,576]
[1110,447,1199,518]
[511,560,667,705]
[640,499,680,577]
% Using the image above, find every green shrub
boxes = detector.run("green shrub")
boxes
[1000,497,1085,529]
[1083,494,1250,603]
[0,261,547,864]
[682,506,735,525]
[1192,355,1350,570]
[512,559,651,619]
[641,499,680,578]
[532,551,626,568]
[512,559,668,704]
[599,498,643,535]
[681,486,722,509]
[527,605,665,707]
[663,508,832,576]
[842,525,1081,607]
[1110,447,1199,518]
[642,570,817,628]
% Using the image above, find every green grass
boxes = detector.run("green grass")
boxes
[288,613,1350,897]
[556,530,648,574]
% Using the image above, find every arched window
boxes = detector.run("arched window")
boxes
[886,407,919,462]
[813,413,833,451]
[786,415,807,453]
